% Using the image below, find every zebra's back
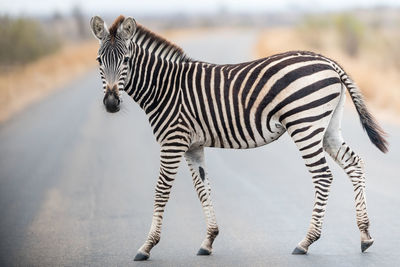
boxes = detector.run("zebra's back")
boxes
[181,51,343,149]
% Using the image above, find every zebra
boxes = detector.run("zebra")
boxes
[90,15,388,261]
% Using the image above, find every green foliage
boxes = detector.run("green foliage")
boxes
[297,15,332,49]
[334,14,365,57]
[298,13,366,57]
[0,16,60,66]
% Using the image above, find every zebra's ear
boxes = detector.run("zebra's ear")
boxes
[118,17,137,40]
[90,16,108,40]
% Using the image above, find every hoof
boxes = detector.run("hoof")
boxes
[292,246,307,255]
[361,239,374,253]
[134,252,149,261]
[197,248,211,256]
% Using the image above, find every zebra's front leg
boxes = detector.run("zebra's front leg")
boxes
[134,141,188,261]
[185,145,219,256]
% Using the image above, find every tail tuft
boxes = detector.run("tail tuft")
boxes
[339,71,388,153]
[357,107,388,153]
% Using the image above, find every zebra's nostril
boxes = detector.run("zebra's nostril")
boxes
[103,93,120,113]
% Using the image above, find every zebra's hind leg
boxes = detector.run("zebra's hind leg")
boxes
[185,145,219,256]
[323,111,373,252]
[288,125,333,255]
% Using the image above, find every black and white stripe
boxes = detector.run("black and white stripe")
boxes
[90,16,388,261]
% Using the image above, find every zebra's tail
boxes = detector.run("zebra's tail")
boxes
[333,63,388,153]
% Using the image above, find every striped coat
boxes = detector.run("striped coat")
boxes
[90,15,388,261]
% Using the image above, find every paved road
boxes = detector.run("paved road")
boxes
[1,29,399,267]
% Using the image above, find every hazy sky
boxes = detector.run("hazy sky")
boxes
[2,0,400,16]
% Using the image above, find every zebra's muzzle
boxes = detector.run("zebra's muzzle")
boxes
[103,91,120,113]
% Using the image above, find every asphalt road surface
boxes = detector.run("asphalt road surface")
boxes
[1,29,399,267]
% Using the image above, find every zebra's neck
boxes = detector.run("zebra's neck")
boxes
[132,25,190,63]
[124,25,196,139]
[126,46,185,110]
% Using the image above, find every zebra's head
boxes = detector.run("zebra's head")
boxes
[90,15,136,113]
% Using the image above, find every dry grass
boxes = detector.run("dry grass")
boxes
[0,41,98,122]
[255,28,400,123]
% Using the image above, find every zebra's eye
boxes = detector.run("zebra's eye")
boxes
[123,56,130,64]
[96,57,102,65]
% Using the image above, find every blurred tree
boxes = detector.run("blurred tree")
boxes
[72,5,87,39]
[52,10,63,21]
[298,15,331,49]
[334,14,365,57]
[0,16,60,66]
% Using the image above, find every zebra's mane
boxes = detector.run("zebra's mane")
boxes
[108,15,125,44]
[132,24,190,62]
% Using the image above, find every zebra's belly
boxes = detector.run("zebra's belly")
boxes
[202,119,286,149]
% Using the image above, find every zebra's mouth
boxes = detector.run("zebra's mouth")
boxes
[103,91,120,113]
